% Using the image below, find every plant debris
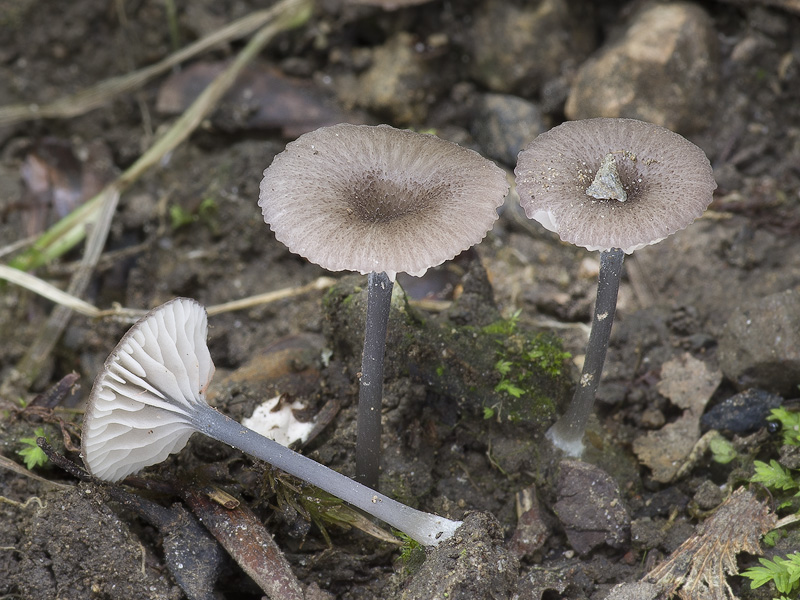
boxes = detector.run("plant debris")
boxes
[642,487,776,600]
[633,353,722,482]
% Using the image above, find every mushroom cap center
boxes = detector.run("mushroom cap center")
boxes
[347,171,447,223]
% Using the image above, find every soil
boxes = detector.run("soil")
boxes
[1,1,800,599]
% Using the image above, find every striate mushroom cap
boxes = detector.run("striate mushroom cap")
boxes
[81,298,214,482]
[514,118,717,254]
[259,123,509,279]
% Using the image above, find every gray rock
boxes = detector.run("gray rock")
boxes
[553,460,630,555]
[630,517,665,551]
[565,1,719,134]
[472,93,545,167]
[718,288,800,397]
[335,32,447,124]
[395,512,519,600]
[514,563,578,599]
[466,0,595,97]
[603,582,660,600]
[700,388,783,433]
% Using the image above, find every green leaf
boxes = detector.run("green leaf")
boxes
[768,408,800,447]
[17,427,48,470]
[751,460,798,492]
[709,435,737,464]
[494,359,513,377]
[741,554,800,595]
[741,563,780,589]
[495,380,524,398]
[763,529,785,547]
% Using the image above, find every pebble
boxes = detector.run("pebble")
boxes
[471,93,545,167]
[394,512,518,599]
[700,388,783,433]
[718,287,800,397]
[565,2,718,133]
[336,32,444,123]
[552,460,630,555]
[466,0,594,97]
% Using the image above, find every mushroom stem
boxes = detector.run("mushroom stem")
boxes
[190,401,459,546]
[355,271,394,489]
[546,247,625,456]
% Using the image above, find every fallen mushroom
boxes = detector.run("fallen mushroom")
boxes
[514,118,716,456]
[81,297,462,546]
[258,123,508,487]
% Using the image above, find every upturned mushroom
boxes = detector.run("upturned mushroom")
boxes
[81,298,461,546]
[514,118,716,456]
[259,123,509,487]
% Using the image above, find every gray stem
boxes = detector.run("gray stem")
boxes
[546,248,625,456]
[356,271,394,489]
[190,402,460,546]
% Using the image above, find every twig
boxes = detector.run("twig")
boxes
[0,454,73,490]
[0,264,335,320]
[0,265,101,317]
[0,5,311,127]
[205,276,336,316]
[9,0,313,274]
[3,0,314,391]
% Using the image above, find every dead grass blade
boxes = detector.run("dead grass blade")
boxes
[0,5,308,127]
[0,268,335,322]
[3,0,313,392]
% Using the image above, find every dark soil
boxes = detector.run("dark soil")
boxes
[2,1,800,599]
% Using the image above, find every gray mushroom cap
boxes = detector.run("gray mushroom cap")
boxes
[81,298,214,482]
[259,123,509,280]
[514,118,717,254]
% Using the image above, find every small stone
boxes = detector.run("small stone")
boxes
[394,512,519,600]
[337,32,445,123]
[472,93,545,167]
[508,485,549,561]
[565,2,718,133]
[641,408,666,429]
[700,388,783,433]
[630,517,665,551]
[779,445,800,470]
[605,582,660,600]
[467,0,594,96]
[585,154,627,202]
[553,460,630,555]
[718,288,800,396]
[693,480,724,510]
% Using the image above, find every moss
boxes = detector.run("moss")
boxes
[481,314,571,425]
[322,277,573,434]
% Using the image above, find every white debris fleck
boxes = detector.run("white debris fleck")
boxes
[241,395,315,447]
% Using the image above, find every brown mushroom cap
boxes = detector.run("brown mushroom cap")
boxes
[259,123,509,279]
[81,298,214,482]
[514,118,717,253]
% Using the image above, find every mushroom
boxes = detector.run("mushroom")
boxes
[514,118,716,456]
[259,123,509,487]
[81,298,462,546]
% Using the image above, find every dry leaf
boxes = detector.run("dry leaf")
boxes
[18,138,115,236]
[643,487,777,600]
[657,353,722,412]
[633,354,722,482]
[182,486,305,600]
[633,413,700,483]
